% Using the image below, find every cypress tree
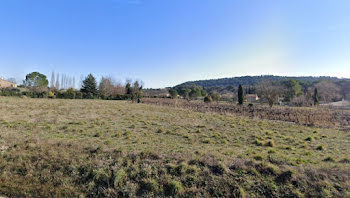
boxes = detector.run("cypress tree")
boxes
[313,88,319,106]
[238,84,244,105]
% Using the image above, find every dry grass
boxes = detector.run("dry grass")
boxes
[0,97,349,197]
[142,98,350,130]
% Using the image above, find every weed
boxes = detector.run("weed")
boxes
[305,136,313,141]
[265,140,275,147]
[316,144,325,151]
[323,156,335,162]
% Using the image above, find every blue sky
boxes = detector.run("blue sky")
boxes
[0,0,349,88]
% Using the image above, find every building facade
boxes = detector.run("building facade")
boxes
[0,78,17,88]
[246,94,259,102]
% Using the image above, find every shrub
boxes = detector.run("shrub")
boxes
[183,175,197,187]
[64,88,76,99]
[305,136,313,141]
[0,88,21,97]
[254,139,264,146]
[84,92,94,99]
[175,162,188,176]
[164,180,184,196]
[93,168,109,186]
[256,162,279,176]
[323,156,335,162]
[48,91,55,98]
[268,149,276,154]
[204,95,213,103]
[276,169,294,183]
[254,155,263,161]
[166,163,177,175]
[139,179,159,194]
[114,169,126,188]
[75,92,83,99]
[264,140,275,147]
[202,138,211,144]
[185,165,198,175]
[316,144,324,151]
[210,162,226,175]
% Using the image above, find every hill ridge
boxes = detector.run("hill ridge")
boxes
[175,75,348,88]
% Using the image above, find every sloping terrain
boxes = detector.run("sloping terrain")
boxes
[176,75,344,88]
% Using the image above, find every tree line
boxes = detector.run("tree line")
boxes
[0,72,143,101]
[169,78,350,107]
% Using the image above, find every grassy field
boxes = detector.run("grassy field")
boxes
[0,97,349,197]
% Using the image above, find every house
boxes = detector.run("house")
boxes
[0,78,17,88]
[246,94,259,102]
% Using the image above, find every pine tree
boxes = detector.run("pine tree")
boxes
[238,84,244,105]
[81,74,97,97]
[313,88,319,106]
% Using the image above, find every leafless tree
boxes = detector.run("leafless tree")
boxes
[338,80,350,100]
[7,77,17,84]
[99,77,114,98]
[50,71,55,89]
[72,77,76,89]
[98,76,126,98]
[55,73,60,90]
[257,80,284,107]
[291,95,312,107]
[312,80,340,103]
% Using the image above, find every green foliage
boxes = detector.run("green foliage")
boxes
[176,75,340,89]
[125,82,132,95]
[169,88,178,99]
[125,81,143,101]
[284,79,302,101]
[189,87,202,99]
[114,169,126,187]
[238,84,244,105]
[75,92,83,99]
[0,88,21,97]
[23,72,49,88]
[201,89,207,96]
[179,88,190,99]
[81,74,98,97]
[64,88,76,99]
[209,91,221,102]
